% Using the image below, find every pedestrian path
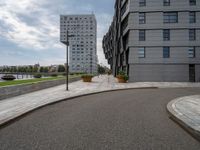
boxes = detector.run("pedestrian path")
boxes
[167,95,200,141]
[0,75,200,126]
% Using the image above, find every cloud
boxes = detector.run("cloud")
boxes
[0,0,114,66]
[0,0,60,50]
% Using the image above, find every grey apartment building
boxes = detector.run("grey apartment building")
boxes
[60,14,98,74]
[103,0,200,82]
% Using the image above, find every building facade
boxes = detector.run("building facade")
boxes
[103,0,200,82]
[60,14,98,74]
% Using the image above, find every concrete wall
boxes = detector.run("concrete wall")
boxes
[0,77,81,100]
[129,64,190,82]
[196,65,200,82]
[129,47,200,64]
[129,64,200,82]
[129,0,200,12]
[128,29,200,47]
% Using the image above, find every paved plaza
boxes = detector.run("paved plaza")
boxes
[0,88,200,150]
[0,75,200,141]
[167,95,200,140]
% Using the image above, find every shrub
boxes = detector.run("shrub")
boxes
[34,74,42,78]
[81,74,94,78]
[118,70,126,76]
[1,75,16,81]
[51,74,58,77]
[117,71,129,81]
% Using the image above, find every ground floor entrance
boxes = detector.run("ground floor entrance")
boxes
[189,64,195,82]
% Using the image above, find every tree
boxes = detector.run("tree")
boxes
[29,66,33,73]
[58,65,65,72]
[33,66,39,73]
[98,64,106,74]
[39,67,44,73]
[43,67,49,73]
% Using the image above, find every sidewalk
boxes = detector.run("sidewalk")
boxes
[167,95,200,141]
[0,75,200,126]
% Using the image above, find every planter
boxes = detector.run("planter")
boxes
[81,75,93,82]
[82,77,93,82]
[116,75,127,83]
[117,77,126,83]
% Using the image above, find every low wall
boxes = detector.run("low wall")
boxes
[0,77,81,100]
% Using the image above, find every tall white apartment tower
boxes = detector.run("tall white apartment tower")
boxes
[60,14,98,74]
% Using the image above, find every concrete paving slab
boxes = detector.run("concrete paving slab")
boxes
[0,75,200,126]
[167,95,200,141]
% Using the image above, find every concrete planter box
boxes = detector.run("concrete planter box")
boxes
[0,77,81,100]
[116,75,127,83]
[82,77,93,82]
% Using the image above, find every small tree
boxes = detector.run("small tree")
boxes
[98,64,106,74]
[58,65,65,72]
[43,67,49,73]
[39,67,44,73]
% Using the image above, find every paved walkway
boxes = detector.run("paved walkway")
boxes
[167,95,200,141]
[0,75,200,126]
[1,88,200,150]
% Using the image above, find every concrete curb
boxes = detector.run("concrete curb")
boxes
[167,97,200,141]
[0,86,158,128]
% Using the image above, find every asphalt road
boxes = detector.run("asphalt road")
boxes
[0,88,200,150]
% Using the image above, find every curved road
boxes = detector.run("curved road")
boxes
[0,88,200,150]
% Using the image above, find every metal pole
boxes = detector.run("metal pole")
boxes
[66,30,69,91]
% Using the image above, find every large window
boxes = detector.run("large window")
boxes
[188,47,196,58]
[164,0,170,6]
[121,1,128,16]
[138,47,145,58]
[163,12,178,23]
[189,29,196,41]
[190,0,196,6]
[139,30,145,41]
[189,12,196,23]
[163,29,170,41]
[163,47,170,58]
[139,13,146,24]
[139,0,146,7]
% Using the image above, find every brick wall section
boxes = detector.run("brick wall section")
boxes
[0,77,81,100]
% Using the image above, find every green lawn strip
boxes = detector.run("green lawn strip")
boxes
[0,75,81,87]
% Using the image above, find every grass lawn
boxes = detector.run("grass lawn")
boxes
[0,75,80,87]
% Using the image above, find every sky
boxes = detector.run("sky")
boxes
[0,0,115,66]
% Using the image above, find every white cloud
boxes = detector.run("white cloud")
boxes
[0,0,60,50]
[0,0,113,66]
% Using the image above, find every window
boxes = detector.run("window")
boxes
[163,47,170,58]
[139,30,145,41]
[163,12,178,23]
[139,13,146,24]
[188,47,196,58]
[139,0,146,6]
[163,29,170,41]
[138,47,145,58]
[189,12,196,23]
[190,0,196,5]
[189,29,196,41]
[164,0,170,6]
[121,1,128,16]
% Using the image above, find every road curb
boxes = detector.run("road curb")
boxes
[167,97,200,141]
[0,87,158,128]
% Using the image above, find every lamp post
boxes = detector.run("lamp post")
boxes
[65,30,75,91]
[66,32,69,91]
